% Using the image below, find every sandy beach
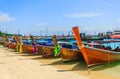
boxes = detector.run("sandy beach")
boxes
[0,46,120,79]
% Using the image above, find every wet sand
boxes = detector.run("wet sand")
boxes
[0,46,120,79]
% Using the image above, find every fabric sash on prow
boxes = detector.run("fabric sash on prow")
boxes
[14,35,23,52]
[52,35,60,57]
[72,26,89,66]
[29,35,37,54]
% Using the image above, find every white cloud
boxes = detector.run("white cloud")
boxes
[0,12,15,22]
[63,13,104,18]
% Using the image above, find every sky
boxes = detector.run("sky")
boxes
[0,0,120,36]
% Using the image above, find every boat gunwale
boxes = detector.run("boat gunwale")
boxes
[37,45,54,48]
[85,46,120,54]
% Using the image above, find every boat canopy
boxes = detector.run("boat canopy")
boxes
[110,35,120,39]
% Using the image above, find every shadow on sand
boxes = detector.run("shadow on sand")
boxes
[56,61,120,72]
[32,56,59,60]
[89,60,120,71]
[18,53,41,56]
[56,59,88,72]
[49,59,81,65]
[22,53,120,72]
[8,48,120,72]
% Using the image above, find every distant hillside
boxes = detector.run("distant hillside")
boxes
[0,31,22,36]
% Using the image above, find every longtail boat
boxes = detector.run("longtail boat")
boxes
[22,44,34,53]
[37,35,58,58]
[22,36,34,53]
[61,47,82,62]
[37,45,54,58]
[56,39,81,61]
[13,35,33,53]
[7,37,16,49]
[5,36,16,49]
[72,26,120,67]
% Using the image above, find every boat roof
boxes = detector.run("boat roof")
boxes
[85,46,120,54]
[58,41,69,44]
[95,39,120,43]
[110,34,120,39]
[86,43,101,46]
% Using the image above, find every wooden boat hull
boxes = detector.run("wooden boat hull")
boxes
[2,42,7,47]
[22,45,34,53]
[37,45,43,55]
[0,41,4,45]
[72,26,120,67]
[61,48,82,61]
[84,47,120,66]
[37,45,54,58]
